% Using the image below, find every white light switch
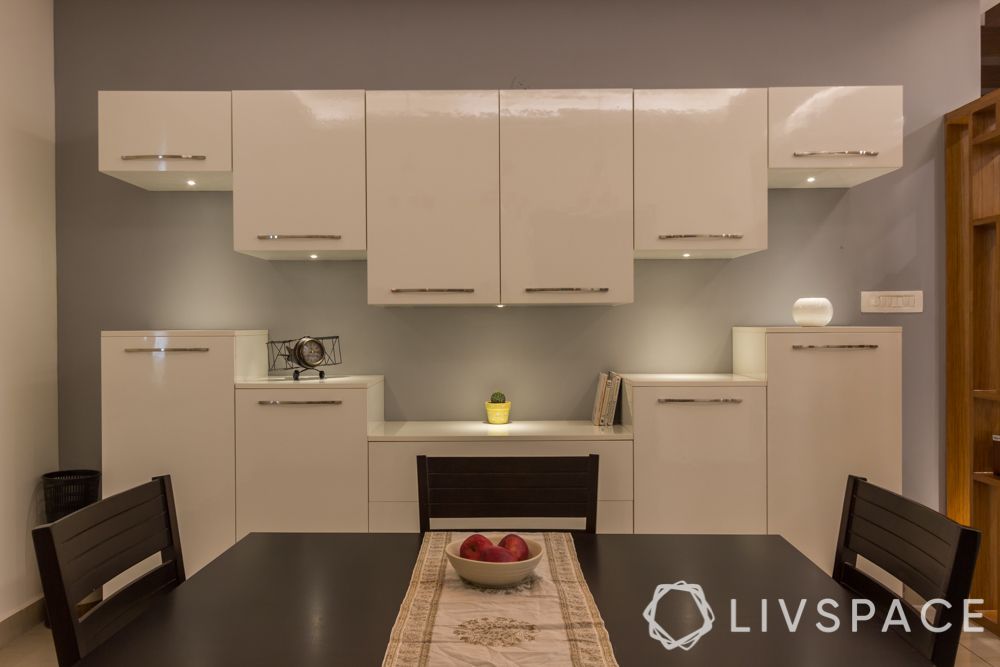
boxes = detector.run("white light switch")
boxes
[861,290,923,313]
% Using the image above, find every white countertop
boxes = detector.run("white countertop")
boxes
[616,373,764,387]
[732,326,901,333]
[102,329,268,337]
[368,420,632,442]
[236,375,384,389]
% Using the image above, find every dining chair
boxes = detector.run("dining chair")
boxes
[416,454,600,534]
[833,475,980,667]
[32,475,186,667]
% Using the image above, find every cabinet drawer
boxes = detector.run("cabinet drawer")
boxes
[768,86,902,188]
[233,90,366,259]
[369,500,632,534]
[635,89,767,259]
[236,388,368,537]
[369,440,633,502]
[631,386,766,534]
[98,91,232,190]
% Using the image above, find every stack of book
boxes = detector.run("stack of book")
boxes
[591,371,622,427]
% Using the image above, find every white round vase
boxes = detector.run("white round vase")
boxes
[792,297,833,327]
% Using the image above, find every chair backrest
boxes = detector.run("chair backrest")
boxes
[417,455,600,534]
[32,475,186,667]
[833,475,980,667]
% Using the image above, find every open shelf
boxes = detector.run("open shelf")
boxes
[974,472,1000,487]
[973,126,1000,146]
[974,390,1000,401]
[974,215,1000,227]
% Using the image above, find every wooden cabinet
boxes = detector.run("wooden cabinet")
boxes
[235,386,375,537]
[368,438,634,533]
[101,330,267,587]
[366,90,500,305]
[499,89,634,304]
[623,379,766,534]
[634,89,767,259]
[734,327,902,575]
[98,91,232,190]
[768,86,903,188]
[232,90,366,260]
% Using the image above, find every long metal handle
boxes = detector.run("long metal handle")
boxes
[525,287,610,293]
[120,154,207,161]
[258,234,342,240]
[124,347,210,353]
[658,398,743,404]
[390,288,475,294]
[792,150,879,158]
[257,400,343,406]
[791,344,879,350]
[658,233,744,240]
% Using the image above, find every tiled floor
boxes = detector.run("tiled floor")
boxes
[3,622,1000,666]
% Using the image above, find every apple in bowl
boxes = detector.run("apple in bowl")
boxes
[445,533,544,588]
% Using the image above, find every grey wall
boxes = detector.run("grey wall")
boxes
[54,0,980,509]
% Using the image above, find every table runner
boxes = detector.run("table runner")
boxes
[383,532,618,667]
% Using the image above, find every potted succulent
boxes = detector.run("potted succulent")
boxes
[485,391,511,424]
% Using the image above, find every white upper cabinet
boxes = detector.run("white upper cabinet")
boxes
[635,89,767,259]
[232,91,366,260]
[499,89,634,305]
[768,86,903,188]
[366,90,500,305]
[98,91,232,190]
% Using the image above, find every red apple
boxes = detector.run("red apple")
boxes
[480,545,517,563]
[459,534,493,561]
[498,534,531,561]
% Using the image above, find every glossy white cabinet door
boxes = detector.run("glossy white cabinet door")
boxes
[500,90,634,304]
[635,89,767,259]
[768,86,903,188]
[764,331,902,574]
[101,335,239,579]
[98,91,232,190]
[366,90,500,305]
[236,388,368,537]
[631,386,766,534]
[232,91,366,260]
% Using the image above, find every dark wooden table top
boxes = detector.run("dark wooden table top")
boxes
[77,533,932,667]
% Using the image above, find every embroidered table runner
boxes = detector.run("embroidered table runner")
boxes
[383,532,618,667]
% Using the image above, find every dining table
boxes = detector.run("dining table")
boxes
[75,532,933,666]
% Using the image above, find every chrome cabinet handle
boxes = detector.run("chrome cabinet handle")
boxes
[390,288,475,294]
[120,154,207,161]
[525,287,610,293]
[257,400,343,406]
[792,150,879,157]
[791,344,879,350]
[658,398,743,404]
[124,347,210,353]
[257,234,342,240]
[658,234,744,240]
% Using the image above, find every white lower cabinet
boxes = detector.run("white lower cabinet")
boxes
[235,386,375,537]
[623,379,767,534]
[368,440,634,533]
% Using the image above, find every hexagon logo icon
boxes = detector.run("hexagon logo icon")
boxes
[642,581,715,651]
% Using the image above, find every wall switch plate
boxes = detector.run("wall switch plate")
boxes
[861,290,923,313]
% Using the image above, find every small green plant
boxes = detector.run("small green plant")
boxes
[489,391,507,404]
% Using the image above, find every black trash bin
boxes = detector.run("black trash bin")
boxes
[42,470,101,522]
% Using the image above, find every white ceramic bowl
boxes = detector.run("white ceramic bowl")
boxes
[445,534,545,588]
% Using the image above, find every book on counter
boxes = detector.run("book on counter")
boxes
[592,371,622,426]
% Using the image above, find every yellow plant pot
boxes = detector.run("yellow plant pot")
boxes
[485,401,511,424]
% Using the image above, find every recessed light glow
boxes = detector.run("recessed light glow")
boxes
[806,176,816,183]
[186,179,197,186]
[682,253,691,258]
[309,254,318,259]
[496,304,504,308]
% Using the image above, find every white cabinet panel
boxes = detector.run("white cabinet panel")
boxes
[366,90,500,305]
[101,331,266,582]
[369,501,632,534]
[630,385,766,534]
[768,86,903,188]
[98,91,232,190]
[236,388,369,537]
[499,89,634,304]
[635,89,767,258]
[233,91,366,260]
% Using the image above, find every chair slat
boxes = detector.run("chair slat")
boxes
[48,482,163,543]
[66,526,172,604]
[60,494,167,561]
[852,496,954,567]
[427,472,589,489]
[426,457,590,474]
[429,501,589,518]
[846,515,948,595]
[429,487,589,504]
